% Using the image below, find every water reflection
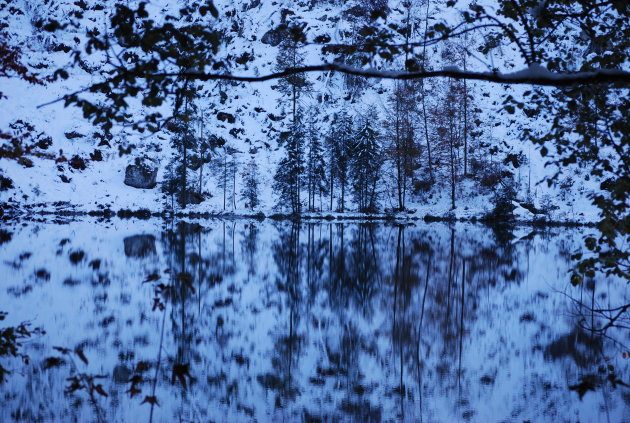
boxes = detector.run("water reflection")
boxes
[0,219,628,422]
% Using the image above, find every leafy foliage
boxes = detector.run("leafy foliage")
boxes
[0,311,43,383]
[40,1,221,132]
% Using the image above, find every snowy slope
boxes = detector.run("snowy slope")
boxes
[0,0,602,221]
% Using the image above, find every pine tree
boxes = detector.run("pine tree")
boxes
[351,107,382,212]
[167,116,199,208]
[275,26,311,125]
[325,110,353,212]
[241,157,260,210]
[274,113,305,214]
[305,113,327,211]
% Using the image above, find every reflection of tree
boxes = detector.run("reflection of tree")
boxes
[265,223,304,409]
[388,225,423,420]
[325,224,381,315]
[4,221,627,422]
[304,223,327,307]
[240,223,258,277]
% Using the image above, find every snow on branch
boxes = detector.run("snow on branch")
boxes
[175,63,630,87]
[36,63,629,109]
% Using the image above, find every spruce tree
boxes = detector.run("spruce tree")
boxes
[305,113,327,211]
[274,25,311,124]
[167,116,198,209]
[274,112,305,214]
[241,157,260,210]
[351,107,382,212]
[326,110,353,212]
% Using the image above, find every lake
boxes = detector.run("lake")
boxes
[1,218,628,422]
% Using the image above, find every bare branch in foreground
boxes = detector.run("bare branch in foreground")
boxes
[37,63,630,109]
[173,63,630,86]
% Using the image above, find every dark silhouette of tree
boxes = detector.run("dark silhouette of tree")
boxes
[241,157,260,210]
[274,112,305,213]
[326,110,353,212]
[350,107,382,212]
[305,113,328,212]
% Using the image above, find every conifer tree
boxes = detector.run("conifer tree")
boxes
[351,107,382,212]
[241,157,260,210]
[274,112,305,214]
[167,116,198,209]
[274,25,311,125]
[325,110,353,212]
[305,113,327,211]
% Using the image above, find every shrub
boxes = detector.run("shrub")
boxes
[0,175,13,191]
[484,183,517,223]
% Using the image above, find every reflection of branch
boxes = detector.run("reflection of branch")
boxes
[148,276,170,423]
[54,346,106,423]
[558,287,630,337]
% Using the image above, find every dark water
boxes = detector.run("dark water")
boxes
[1,219,628,422]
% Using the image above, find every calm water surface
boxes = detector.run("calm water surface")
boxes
[1,219,628,422]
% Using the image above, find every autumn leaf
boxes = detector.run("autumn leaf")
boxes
[93,384,108,397]
[141,395,159,406]
[53,346,71,354]
[143,272,160,283]
[171,363,193,389]
[75,348,88,364]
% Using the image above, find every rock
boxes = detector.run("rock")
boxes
[69,155,87,170]
[113,364,132,383]
[17,157,34,168]
[261,24,289,46]
[217,112,236,123]
[183,191,204,205]
[64,131,84,139]
[90,149,103,161]
[123,235,156,258]
[124,157,157,189]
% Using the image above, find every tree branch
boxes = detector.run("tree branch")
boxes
[36,63,630,109]
[170,63,630,87]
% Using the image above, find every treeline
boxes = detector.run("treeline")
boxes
[266,33,514,214]
[160,1,525,214]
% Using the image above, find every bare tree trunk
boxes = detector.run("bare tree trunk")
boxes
[329,171,334,211]
[421,0,433,181]
[198,114,204,196]
[223,152,227,210]
[232,158,236,210]
[463,51,468,177]
[449,115,456,210]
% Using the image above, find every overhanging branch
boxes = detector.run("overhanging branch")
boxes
[173,63,630,87]
[36,63,630,109]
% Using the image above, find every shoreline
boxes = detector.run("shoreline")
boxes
[0,202,597,227]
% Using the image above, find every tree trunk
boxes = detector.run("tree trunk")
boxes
[223,152,227,210]
[421,0,433,181]
[463,52,468,177]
